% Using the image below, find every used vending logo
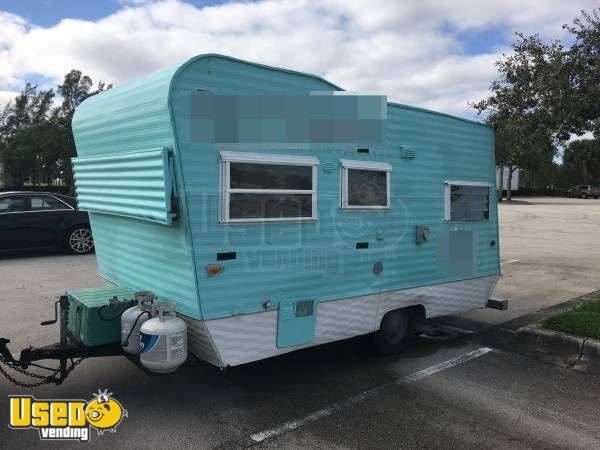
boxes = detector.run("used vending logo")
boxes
[8,389,128,442]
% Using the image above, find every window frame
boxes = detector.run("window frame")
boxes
[444,180,491,222]
[340,159,392,210]
[219,151,319,224]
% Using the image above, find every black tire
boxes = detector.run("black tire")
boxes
[65,226,94,254]
[373,309,415,355]
[581,193,587,199]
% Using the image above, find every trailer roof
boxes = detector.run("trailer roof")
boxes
[175,54,490,129]
[74,53,490,134]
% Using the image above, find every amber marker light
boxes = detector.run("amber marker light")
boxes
[207,264,225,276]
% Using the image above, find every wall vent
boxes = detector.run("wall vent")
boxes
[323,161,336,173]
[295,300,314,317]
[401,147,416,159]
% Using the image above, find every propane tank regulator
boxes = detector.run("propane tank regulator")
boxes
[121,291,156,354]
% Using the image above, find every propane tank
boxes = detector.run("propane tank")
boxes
[121,291,155,354]
[139,302,187,373]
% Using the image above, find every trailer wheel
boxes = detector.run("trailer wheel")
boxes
[373,309,415,355]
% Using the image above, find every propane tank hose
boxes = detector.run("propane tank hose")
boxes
[122,310,151,348]
[98,298,136,321]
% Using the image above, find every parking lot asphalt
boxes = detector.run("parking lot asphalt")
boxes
[1,196,600,448]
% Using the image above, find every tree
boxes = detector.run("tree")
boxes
[563,139,600,185]
[484,110,555,199]
[55,70,112,191]
[472,32,562,199]
[478,11,599,141]
[518,142,559,188]
[473,9,599,196]
[0,85,56,186]
[564,10,600,138]
[57,70,111,120]
[0,70,111,189]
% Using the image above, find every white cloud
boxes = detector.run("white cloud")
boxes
[568,131,595,143]
[0,0,597,117]
[0,90,20,108]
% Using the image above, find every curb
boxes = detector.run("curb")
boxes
[474,290,600,373]
[581,338,600,364]
[511,325,600,373]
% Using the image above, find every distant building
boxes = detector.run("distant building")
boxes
[496,166,520,191]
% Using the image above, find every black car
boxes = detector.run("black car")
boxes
[0,192,94,254]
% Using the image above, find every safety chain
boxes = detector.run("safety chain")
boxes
[0,356,85,387]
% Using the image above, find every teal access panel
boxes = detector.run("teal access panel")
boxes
[277,299,318,348]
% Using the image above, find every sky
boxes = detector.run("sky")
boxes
[0,0,597,121]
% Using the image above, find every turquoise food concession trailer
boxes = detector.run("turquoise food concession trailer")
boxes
[63,54,502,369]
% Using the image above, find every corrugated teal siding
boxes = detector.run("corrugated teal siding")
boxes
[72,148,175,224]
[168,56,500,320]
[89,214,197,317]
[73,64,178,155]
[71,64,199,317]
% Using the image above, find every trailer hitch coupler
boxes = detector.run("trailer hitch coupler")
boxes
[0,338,15,362]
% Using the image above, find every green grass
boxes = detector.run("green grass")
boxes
[543,299,600,340]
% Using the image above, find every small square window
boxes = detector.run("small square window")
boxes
[340,160,391,209]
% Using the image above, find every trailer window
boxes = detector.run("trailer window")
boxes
[340,160,391,209]
[220,152,319,223]
[445,181,490,221]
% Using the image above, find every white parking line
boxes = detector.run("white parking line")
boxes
[501,259,520,265]
[250,347,493,443]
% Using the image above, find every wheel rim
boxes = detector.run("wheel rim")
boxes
[69,228,94,253]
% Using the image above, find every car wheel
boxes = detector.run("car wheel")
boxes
[373,309,415,355]
[581,193,587,199]
[66,226,94,254]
